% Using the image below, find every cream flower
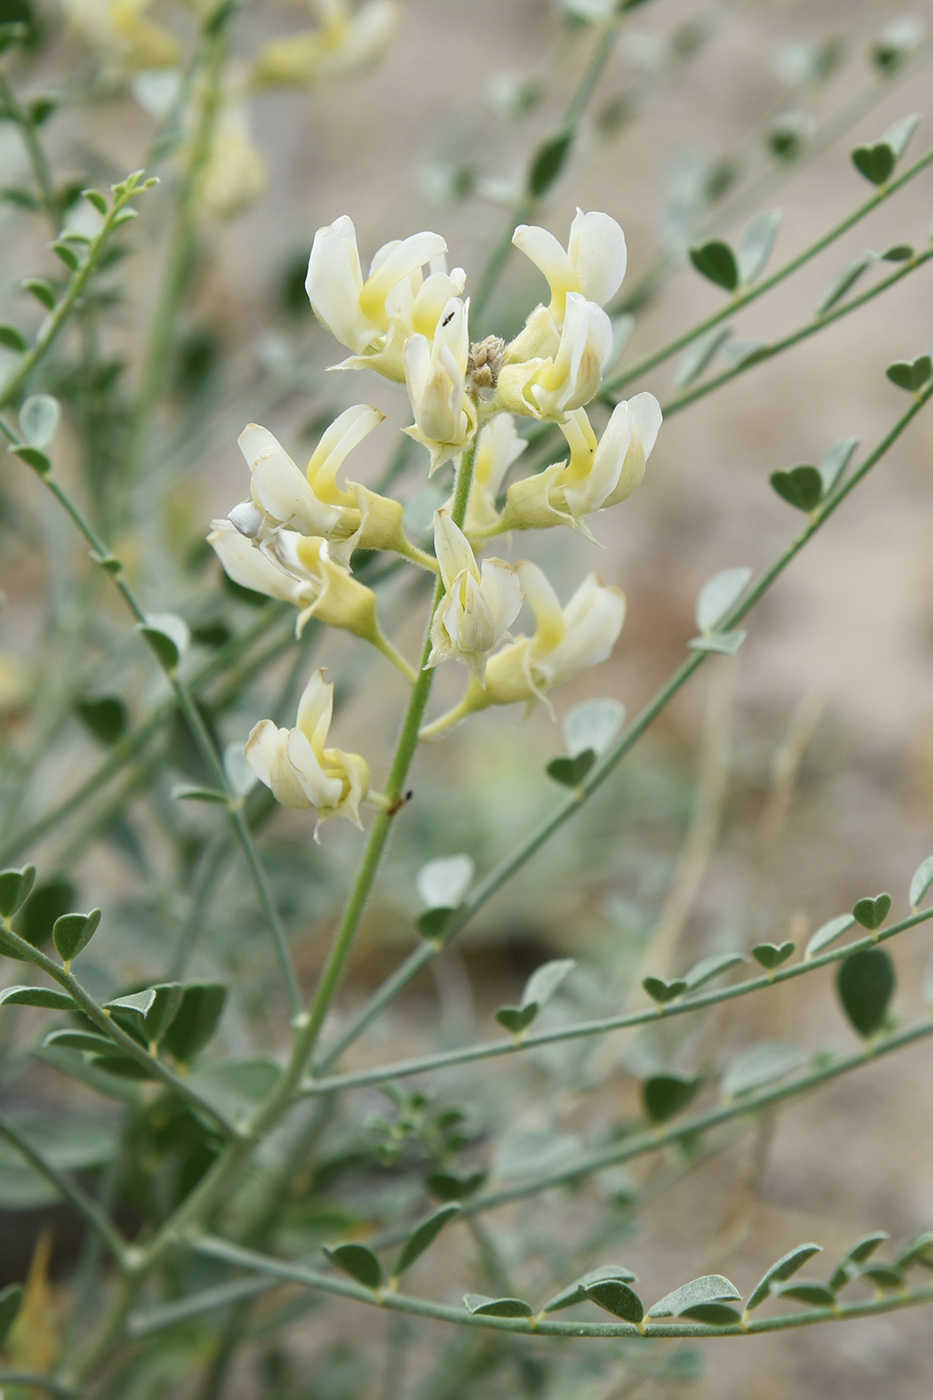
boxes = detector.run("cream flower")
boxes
[228,405,407,567]
[426,511,523,682]
[498,393,661,536]
[252,0,400,89]
[462,415,526,535]
[305,215,451,378]
[497,292,613,421]
[246,670,369,836]
[512,209,627,325]
[209,522,381,640]
[198,101,267,219]
[61,0,181,74]
[403,297,478,475]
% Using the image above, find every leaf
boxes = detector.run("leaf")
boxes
[695,566,752,633]
[0,1116,123,1207]
[52,908,101,964]
[105,989,157,1018]
[0,985,74,1010]
[738,208,783,284]
[31,1045,143,1105]
[0,1283,22,1346]
[882,112,921,161]
[679,1302,743,1324]
[138,612,190,669]
[0,323,27,352]
[818,436,860,496]
[770,464,823,512]
[10,444,50,475]
[836,949,895,1037]
[82,188,108,215]
[852,893,891,930]
[463,1293,534,1318]
[815,255,873,315]
[689,239,739,292]
[642,1073,701,1123]
[416,907,457,941]
[416,855,474,910]
[171,784,228,804]
[546,750,596,787]
[49,240,80,271]
[187,1058,281,1125]
[752,941,795,970]
[562,699,625,758]
[687,629,747,656]
[22,278,57,310]
[682,952,746,990]
[495,1004,538,1035]
[771,1279,835,1306]
[722,1042,807,1098]
[425,1170,485,1201]
[522,958,575,1009]
[851,142,896,186]
[805,912,856,958]
[324,1243,382,1291]
[832,1231,889,1285]
[392,1205,459,1278]
[910,854,933,909]
[43,1028,124,1057]
[642,976,687,1005]
[527,128,573,197]
[647,1274,741,1318]
[160,983,227,1062]
[74,696,127,746]
[893,1231,933,1270]
[746,1243,823,1310]
[672,325,732,390]
[857,1262,902,1289]
[886,355,932,392]
[542,1265,638,1314]
[11,877,76,953]
[0,864,36,919]
[18,394,60,449]
[719,339,765,367]
[582,1278,644,1323]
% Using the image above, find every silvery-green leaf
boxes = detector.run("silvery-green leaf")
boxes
[673,325,732,390]
[882,112,921,160]
[746,1243,822,1310]
[695,567,752,633]
[719,339,765,366]
[909,853,933,908]
[805,912,856,958]
[19,394,61,448]
[464,1293,534,1318]
[223,741,255,798]
[647,1274,741,1318]
[138,612,190,668]
[563,698,625,759]
[106,989,157,1018]
[522,958,575,1010]
[130,68,182,118]
[722,1042,806,1097]
[542,1264,637,1314]
[682,952,746,990]
[416,855,474,910]
[738,208,783,284]
[815,255,873,315]
[818,436,860,495]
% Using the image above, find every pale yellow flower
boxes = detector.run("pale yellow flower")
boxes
[252,0,400,90]
[497,292,613,421]
[426,511,523,682]
[512,209,627,325]
[403,297,477,475]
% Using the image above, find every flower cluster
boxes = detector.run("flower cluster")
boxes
[211,210,662,830]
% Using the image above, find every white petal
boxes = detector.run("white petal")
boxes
[286,728,343,808]
[306,403,384,498]
[209,524,300,604]
[567,210,627,307]
[305,217,374,353]
[516,561,565,649]
[295,669,333,753]
[512,223,576,298]
[245,719,280,788]
[434,510,480,589]
[626,390,663,459]
[478,558,524,637]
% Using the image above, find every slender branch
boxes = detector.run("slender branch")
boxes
[0,69,59,227]
[0,1113,128,1268]
[314,377,933,1073]
[0,1373,75,1397]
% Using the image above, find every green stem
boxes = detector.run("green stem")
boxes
[304,903,933,1094]
[314,379,933,1073]
[0,69,59,227]
[0,1113,127,1267]
[0,1373,75,1397]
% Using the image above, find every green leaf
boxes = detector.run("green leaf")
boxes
[187,1058,281,1125]
[49,239,80,270]
[852,893,891,930]
[82,188,108,215]
[746,1243,822,1310]
[722,1042,806,1098]
[886,355,932,392]
[642,976,687,1005]
[160,983,226,1062]
[416,855,473,909]
[695,566,752,633]
[682,952,746,990]
[719,339,765,367]
[909,854,933,909]
[546,749,596,787]
[170,783,228,804]
[563,698,625,758]
[752,941,795,970]
[881,112,921,161]
[687,629,747,656]
[324,1243,382,1291]
[642,1073,700,1123]
[31,1045,143,1104]
[426,1170,485,1201]
[9,444,50,475]
[679,1302,743,1324]
[771,1279,835,1306]
[527,128,573,197]
[29,96,55,125]
[647,1274,741,1318]
[522,957,575,1010]
[464,1293,534,1318]
[672,325,732,390]
[416,907,457,941]
[893,1231,933,1270]
[857,1262,902,1289]
[0,984,74,1010]
[689,239,739,292]
[0,864,36,919]
[106,989,157,1018]
[851,142,896,186]
[737,208,782,285]
[542,1265,637,1314]
[880,243,914,261]
[392,1205,459,1278]
[818,436,860,496]
[829,1231,889,1291]
[805,912,856,958]
[815,255,873,315]
[43,1028,122,1056]
[0,1283,22,1346]
[22,278,57,309]
[52,908,101,963]
[74,695,127,745]
[495,1004,538,1035]
[138,612,190,669]
[582,1278,644,1323]
[11,877,76,952]
[836,948,895,1037]
[770,464,823,512]
[0,323,27,352]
